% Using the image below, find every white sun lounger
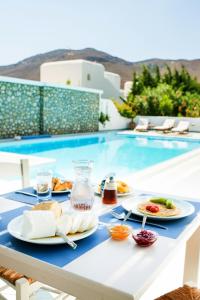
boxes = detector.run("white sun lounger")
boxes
[154,119,175,131]
[135,118,149,131]
[171,121,190,134]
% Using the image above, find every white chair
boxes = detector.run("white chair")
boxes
[0,152,55,191]
[135,118,149,131]
[0,159,30,188]
[0,266,70,300]
[171,121,190,134]
[153,119,175,131]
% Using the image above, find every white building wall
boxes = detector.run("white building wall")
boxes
[40,60,121,99]
[99,98,130,131]
[40,61,82,86]
[104,72,121,99]
[124,81,133,98]
[81,61,105,89]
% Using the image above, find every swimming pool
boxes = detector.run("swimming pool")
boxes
[0,132,200,180]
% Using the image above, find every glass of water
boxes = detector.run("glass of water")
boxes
[36,171,52,202]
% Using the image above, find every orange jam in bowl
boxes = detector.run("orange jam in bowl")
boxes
[109,224,130,240]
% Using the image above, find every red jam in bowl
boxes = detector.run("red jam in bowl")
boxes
[132,230,157,247]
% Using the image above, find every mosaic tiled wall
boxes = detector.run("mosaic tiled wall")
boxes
[0,78,100,138]
[42,86,99,134]
[0,81,41,138]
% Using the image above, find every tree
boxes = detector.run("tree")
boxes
[141,65,156,88]
[131,72,144,96]
[159,95,174,116]
[163,65,173,85]
[115,64,200,118]
[155,65,161,85]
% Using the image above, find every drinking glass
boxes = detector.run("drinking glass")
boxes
[36,171,52,202]
[70,160,94,211]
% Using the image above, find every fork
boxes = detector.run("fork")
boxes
[111,211,168,230]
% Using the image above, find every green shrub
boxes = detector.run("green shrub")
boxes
[114,101,136,121]
[99,112,110,126]
[116,65,200,118]
[185,93,200,117]
[66,80,71,85]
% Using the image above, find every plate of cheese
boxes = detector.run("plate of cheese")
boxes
[7,201,98,245]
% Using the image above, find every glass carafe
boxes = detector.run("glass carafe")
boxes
[70,160,94,211]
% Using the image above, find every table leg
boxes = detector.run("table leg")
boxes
[184,225,200,287]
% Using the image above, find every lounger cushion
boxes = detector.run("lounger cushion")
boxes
[138,118,149,126]
[154,119,175,130]
[171,121,190,132]
[135,118,149,130]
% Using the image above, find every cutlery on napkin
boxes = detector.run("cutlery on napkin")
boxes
[56,214,77,249]
[111,211,168,230]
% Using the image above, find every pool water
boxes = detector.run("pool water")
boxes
[0,133,200,181]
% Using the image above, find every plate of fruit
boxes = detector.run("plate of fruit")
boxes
[96,180,133,197]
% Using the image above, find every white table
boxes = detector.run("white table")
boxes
[0,194,200,300]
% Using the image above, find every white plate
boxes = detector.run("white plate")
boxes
[7,215,98,245]
[33,186,71,194]
[95,186,134,197]
[51,189,71,194]
[51,179,73,194]
[122,197,195,220]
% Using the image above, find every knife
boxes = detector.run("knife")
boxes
[126,217,168,230]
[15,191,37,198]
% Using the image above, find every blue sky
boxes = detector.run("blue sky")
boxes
[0,0,200,65]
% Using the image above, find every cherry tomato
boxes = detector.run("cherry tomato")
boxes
[146,205,159,213]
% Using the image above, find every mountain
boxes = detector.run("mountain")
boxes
[0,48,200,86]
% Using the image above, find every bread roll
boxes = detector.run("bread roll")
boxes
[32,201,62,219]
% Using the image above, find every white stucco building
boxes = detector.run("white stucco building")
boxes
[124,81,133,99]
[40,59,121,99]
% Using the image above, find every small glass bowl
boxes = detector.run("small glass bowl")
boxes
[108,224,130,241]
[132,229,158,247]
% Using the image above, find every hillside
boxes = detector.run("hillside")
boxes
[0,48,200,86]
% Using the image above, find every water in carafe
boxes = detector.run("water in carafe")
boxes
[70,160,94,211]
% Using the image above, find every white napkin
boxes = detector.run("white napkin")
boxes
[21,211,98,240]
[56,214,73,235]
[22,210,57,239]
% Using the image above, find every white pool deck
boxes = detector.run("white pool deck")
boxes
[119,130,200,200]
